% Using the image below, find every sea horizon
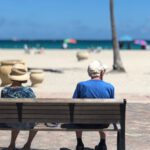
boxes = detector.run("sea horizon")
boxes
[0,39,149,50]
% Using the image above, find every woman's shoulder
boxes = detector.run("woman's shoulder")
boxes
[2,86,33,92]
[21,86,33,91]
[1,86,36,98]
[1,86,12,93]
[23,87,36,98]
[21,87,35,94]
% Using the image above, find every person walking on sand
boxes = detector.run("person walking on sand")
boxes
[73,60,115,150]
[1,64,37,150]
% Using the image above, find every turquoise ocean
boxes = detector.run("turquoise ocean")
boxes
[0,40,149,50]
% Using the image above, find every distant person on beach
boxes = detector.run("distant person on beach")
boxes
[73,60,115,150]
[141,44,146,50]
[119,41,124,49]
[62,42,68,49]
[24,44,30,54]
[1,64,37,150]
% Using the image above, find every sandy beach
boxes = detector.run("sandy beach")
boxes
[0,49,150,102]
[0,49,150,150]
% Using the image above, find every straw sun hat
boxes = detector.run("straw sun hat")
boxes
[8,64,29,81]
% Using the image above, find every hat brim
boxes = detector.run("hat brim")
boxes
[8,73,29,81]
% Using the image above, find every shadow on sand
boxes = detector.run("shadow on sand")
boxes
[60,147,94,150]
[0,148,48,150]
[28,67,63,73]
[0,147,94,150]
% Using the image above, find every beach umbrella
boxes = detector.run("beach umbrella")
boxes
[134,40,147,46]
[120,35,133,41]
[64,38,77,44]
[119,35,133,49]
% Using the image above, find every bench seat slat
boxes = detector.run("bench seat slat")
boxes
[0,98,122,103]
[0,114,120,119]
[0,106,69,110]
[0,110,120,115]
[0,119,119,124]
[0,105,120,111]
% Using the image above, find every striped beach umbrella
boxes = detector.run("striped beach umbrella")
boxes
[64,38,77,44]
[134,40,147,46]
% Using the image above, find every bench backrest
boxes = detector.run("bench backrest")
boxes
[0,99,126,125]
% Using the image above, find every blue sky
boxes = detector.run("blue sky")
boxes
[0,0,150,40]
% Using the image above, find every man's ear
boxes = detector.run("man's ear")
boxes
[101,70,105,75]
[100,71,104,79]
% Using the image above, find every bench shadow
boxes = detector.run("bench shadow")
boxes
[0,148,19,150]
[0,148,48,150]
[60,147,94,150]
[0,147,93,150]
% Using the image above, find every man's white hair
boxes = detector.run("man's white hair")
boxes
[87,60,104,78]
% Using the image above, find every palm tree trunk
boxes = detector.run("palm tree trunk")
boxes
[110,0,125,72]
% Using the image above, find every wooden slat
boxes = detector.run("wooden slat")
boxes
[74,111,120,115]
[74,115,120,119]
[0,106,69,111]
[0,112,120,119]
[0,107,120,111]
[0,114,18,118]
[0,99,125,130]
[0,106,17,109]
[75,106,120,111]
[21,114,120,119]
[0,119,69,123]
[0,114,69,119]
[0,128,119,131]
[0,110,120,115]
[0,119,19,122]
[0,119,119,124]
[22,109,69,114]
[24,103,69,106]
[22,119,119,124]
[0,98,123,103]
[0,104,69,106]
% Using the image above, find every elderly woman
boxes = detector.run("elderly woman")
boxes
[1,64,37,150]
[73,60,115,150]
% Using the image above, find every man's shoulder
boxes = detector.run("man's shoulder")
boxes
[77,80,90,86]
[102,81,114,89]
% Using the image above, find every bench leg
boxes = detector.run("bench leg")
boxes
[117,131,120,150]
[117,130,125,150]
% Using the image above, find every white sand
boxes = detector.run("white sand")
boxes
[0,49,150,101]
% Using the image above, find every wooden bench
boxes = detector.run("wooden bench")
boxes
[0,98,126,150]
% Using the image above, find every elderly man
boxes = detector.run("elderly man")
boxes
[73,60,115,150]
